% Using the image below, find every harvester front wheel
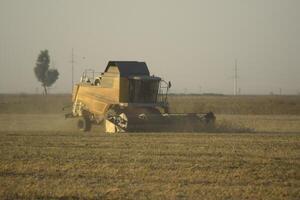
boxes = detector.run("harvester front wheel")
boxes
[204,112,216,124]
[77,116,91,132]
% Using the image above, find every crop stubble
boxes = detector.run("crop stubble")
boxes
[0,95,299,199]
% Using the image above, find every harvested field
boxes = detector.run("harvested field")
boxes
[1,94,300,115]
[168,95,300,115]
[1,130,299,199]
[0,94,299,199]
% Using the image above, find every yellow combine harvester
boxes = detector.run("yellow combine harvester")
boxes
[67,61,215,133]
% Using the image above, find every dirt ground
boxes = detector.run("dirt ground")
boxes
[0,95,299,199]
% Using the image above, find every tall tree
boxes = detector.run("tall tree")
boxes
[34,50,59,95]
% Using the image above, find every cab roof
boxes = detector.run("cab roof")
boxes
[105,61,150,77]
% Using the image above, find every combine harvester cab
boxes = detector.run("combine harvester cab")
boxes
[68,61,215,133]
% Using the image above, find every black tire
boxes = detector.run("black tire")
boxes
[77,116,91,132]
[205,112,216,124]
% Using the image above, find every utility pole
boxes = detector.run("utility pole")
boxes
[71,48,74,92]
[184,88,188,95]
[279,88,282,95]
[234,59,238,96]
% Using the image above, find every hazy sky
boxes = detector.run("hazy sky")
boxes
[0,0,299,94]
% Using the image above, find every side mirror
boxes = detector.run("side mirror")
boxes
[168,81,172,88]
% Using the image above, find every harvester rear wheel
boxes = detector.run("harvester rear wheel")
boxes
[77,116,91,132]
